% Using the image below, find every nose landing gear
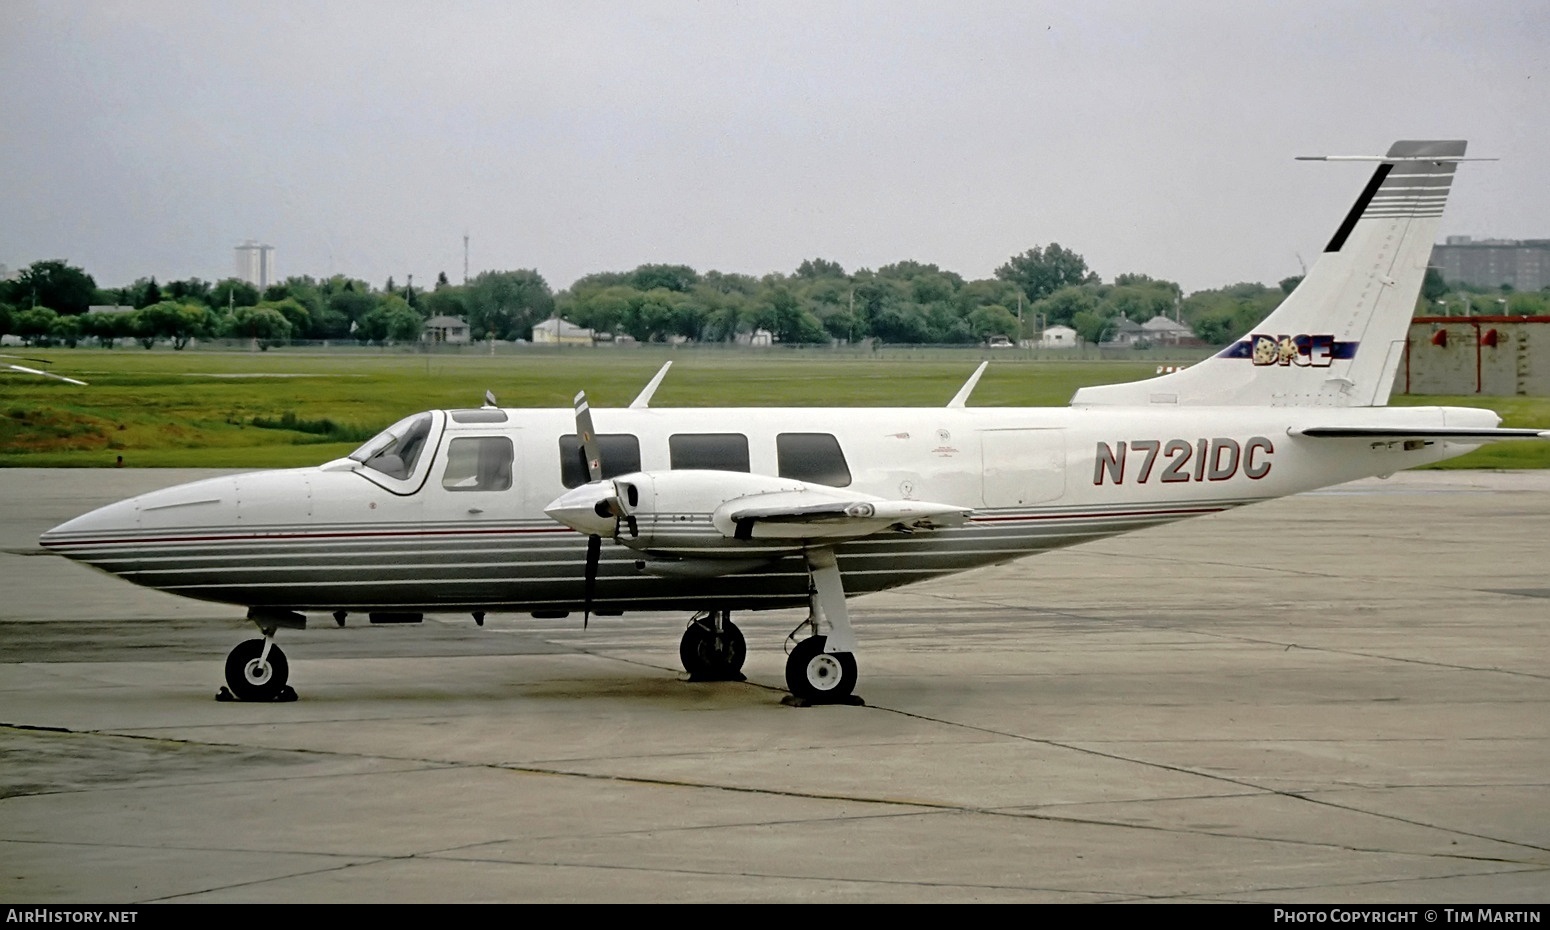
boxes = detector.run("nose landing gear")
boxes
[218,608,303,702]
[221,638,294,702]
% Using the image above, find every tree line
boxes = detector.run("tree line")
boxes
[3,248,1544,350]
[0,261,554,350]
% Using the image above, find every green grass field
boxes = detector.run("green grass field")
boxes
[3,345,1548,468]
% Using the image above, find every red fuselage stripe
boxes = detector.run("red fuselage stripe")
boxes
[43,526,574,548]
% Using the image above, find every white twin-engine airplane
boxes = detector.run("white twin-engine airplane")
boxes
[39,140,1548,704]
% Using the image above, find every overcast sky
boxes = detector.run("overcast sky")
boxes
[3,1,1545,296]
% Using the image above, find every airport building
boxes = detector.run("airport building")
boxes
[234,240,276,290]
[1429,237,1550,292]
[1402,315,1550,396]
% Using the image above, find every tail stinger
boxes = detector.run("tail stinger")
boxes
[1072,140,1469,409]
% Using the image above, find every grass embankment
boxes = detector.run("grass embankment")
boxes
[2,346,1547,468]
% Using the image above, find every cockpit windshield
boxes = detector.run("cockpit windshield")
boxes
[349,412,434,480]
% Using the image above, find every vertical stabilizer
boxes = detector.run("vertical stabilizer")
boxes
[1072,140,1467,408]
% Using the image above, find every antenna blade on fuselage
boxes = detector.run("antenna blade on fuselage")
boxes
[947,361,988,408]
[629,361,673,409]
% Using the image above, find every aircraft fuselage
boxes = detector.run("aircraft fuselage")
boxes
[39,401,1493,616]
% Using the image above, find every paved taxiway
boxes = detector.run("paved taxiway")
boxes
[1,467,1546,903]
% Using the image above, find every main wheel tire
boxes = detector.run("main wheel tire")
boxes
[680,618,747,680]
[224,639,290,702]
[785,635,857,701]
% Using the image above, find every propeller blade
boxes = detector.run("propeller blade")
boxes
[567,390,620,630]
[574,391,603,482]
[583,533,601,628]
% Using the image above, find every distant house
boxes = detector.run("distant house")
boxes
[1141,315,1197,346]
[531,317,594,346]
[1101,317,1146,348]
[1039,324,1078,348]
[736,327,775,347]
[423,315,471,344]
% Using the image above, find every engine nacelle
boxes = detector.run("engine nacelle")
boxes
[612,470,837,555]
[546,469,972,560]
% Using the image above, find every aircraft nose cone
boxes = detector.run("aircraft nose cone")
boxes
[544,483,619,538]
[39,473,239,563]
[38,498,148,574]
[39,497,141,555]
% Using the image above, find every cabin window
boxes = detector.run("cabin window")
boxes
[777,433,851,487]
[441,437,513,491]
[558,434,642,488]
[352,412,434,481]
[670,433,750,472]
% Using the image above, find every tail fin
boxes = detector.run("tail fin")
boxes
[1072,140,1467,408]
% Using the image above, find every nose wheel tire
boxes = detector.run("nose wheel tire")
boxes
[680,616,747,681]
[224,638,291,702]
[785,635,857,702]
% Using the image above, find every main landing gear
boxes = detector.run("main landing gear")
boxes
[680,610,747,681]
[784,635,857,702]
[678,550,862,704]
[218,608,302,702]
[783,547,863,706]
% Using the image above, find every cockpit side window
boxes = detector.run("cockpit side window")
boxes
[352,412,434,480]
[558,434,642,488]
[442,436,513,491]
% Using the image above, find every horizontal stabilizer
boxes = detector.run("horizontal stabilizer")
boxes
[1294,427,1550,441]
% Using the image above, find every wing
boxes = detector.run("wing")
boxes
[1294,427,1549,440]
[5,362,88,386]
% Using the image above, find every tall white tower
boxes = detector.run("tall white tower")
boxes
[234,240,275,289]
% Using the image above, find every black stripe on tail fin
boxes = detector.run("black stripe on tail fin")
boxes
[1324,163,1393,253]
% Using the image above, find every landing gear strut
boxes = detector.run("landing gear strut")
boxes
[680,610,746,681]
